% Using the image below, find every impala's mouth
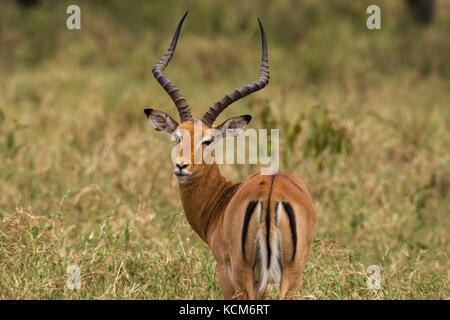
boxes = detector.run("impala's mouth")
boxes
[173,170,191,177]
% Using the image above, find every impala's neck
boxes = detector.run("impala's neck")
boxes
[178,164,240,243]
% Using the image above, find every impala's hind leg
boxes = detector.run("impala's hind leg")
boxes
[232,266,254,299]
[217,263,235,300]
[257,285,268,300]
[280,271,303,300]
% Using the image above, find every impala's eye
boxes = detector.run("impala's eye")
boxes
[202,138,213,146]
[172,134,181,143]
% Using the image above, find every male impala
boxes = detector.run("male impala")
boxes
[144,12,317,299]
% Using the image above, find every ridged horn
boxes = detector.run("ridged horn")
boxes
[201,18,269,127]
[152,11,193,122]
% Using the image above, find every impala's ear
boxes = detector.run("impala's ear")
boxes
[216,115,252,137]
[144,109,179,134]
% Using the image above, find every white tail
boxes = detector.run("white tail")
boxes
[253,200,283,297]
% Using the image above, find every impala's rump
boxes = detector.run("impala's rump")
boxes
[225,172,316,298]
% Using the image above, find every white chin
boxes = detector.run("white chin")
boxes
[174,174,191,183]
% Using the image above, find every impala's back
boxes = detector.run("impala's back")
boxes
[223,171,317,299]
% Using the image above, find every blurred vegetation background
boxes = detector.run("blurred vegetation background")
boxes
[0,0,448,299]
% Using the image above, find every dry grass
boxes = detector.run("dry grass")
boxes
[0,0,449,299]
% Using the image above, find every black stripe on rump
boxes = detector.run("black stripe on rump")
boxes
[242,200,259,261]
[282,201,297,261]
[266,175,276,269]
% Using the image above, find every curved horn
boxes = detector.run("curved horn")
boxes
[201,18,269,127]
[152,11,193,122]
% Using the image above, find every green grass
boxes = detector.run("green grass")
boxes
[0,0,449,299]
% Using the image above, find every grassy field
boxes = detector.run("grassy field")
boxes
[0,0,449,299]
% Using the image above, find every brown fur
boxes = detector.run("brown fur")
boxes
[150,121,317,299]
[146,14,316,299]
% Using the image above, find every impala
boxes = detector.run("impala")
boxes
[144,11,317,299]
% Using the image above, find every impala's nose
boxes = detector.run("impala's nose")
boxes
[176,163,188,170]
[174,162,190,177]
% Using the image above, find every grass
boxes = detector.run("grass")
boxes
[0,0,449,299]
